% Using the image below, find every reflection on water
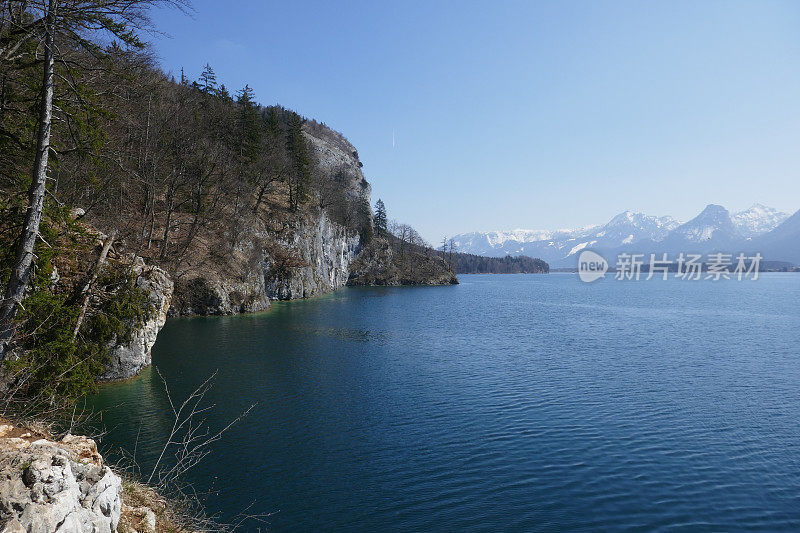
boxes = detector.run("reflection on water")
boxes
[291,324,388,343]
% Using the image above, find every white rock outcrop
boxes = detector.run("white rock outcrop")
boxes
[265,212,361,300]
[0,423,121,532]
[100,258,174,381]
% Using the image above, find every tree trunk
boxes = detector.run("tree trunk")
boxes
[253,171,278,214]
[146,158,156,249]
[72,232,116,341]
[140,94,153,244]
[178,179,204,261]
[147,197,155,249]
[160,184,174,261]
[0,0,57,353]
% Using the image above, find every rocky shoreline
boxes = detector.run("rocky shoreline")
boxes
[0,419,176,533]
[99,129,456,382]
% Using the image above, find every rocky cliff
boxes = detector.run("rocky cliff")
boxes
[100,123,454,380]
[265,212,361,300]
[171,272,270,317]
[99,123,371,379]
[169,123,369,314]
[100,258,173,382]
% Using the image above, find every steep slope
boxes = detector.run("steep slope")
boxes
[3,109,453,386]
[101,257,173,381]
[116,120,454,377]
[171,123,371,313]
[264,211,362,300]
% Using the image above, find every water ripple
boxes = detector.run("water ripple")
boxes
[89,274,800,531]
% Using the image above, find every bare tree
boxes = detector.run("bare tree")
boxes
[253,107,287,214]
[0,0,57,350]
[0,0,188,355]
[314,165,347,214]
[148,368,255,491]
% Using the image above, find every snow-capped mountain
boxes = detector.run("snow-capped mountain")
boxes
[452,211,681,267]
[452,204,796,267]
[665,204,738,244]
[449,228,591,257]
[652,204,789,253]
[731,204,789,238]
[600,211,679,245]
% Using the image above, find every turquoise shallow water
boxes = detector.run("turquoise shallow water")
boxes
[89,273,800,531]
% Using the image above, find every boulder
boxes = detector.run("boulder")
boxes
[0,428,121,533]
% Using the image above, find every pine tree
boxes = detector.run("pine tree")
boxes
[198,63,217,94]
[374,199,387,234]
[237,84,256,107]
[251,107,285,213]
[215,84,230,101]
[359,196,374,244]
[228,84,263,249]
[235,85,262,164]
[265,107,282,139]
[286,112,310,211]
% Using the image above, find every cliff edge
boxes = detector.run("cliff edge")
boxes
[347,237,459,286]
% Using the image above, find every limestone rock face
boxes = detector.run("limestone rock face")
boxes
[0,424,121,533]
[254,122,370,301]
[167,125,369,313]
[100,258,174,381]
[303,127,372,202]
[169,211,361,310]
[265,212,361,300]
[171,274,270,316]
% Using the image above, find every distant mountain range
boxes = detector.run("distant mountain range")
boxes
[452,204,799,268]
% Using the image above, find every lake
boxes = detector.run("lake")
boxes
[89,273,800,531]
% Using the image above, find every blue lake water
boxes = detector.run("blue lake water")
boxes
[89,273,800,531]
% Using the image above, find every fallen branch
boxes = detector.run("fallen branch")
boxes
[71,231,116,340]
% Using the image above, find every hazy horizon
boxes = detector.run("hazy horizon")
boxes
[150,0,800,243]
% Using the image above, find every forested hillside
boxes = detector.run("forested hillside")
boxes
[2,51,373,280]
[0,1,453,406]
[0,46,367,391]
[451,253,549,274]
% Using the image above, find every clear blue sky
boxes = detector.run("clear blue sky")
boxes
[148,0,800,243]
